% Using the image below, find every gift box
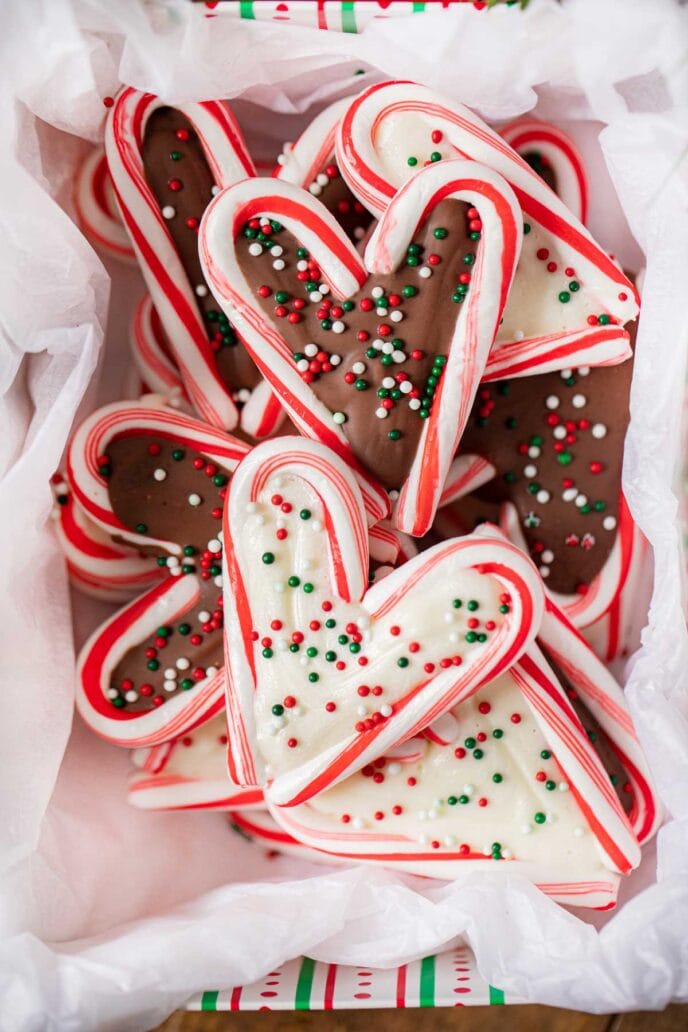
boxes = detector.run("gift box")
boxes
[1,1,688,1029]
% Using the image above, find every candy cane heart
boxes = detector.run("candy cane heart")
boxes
[201,159,522,535]
[70,400,250,746]
[275,97,375,245]
[268,642,640,909]
[336,81,637,378]
[105,87,284,439]
[222,437,544,807]
[51,472,162,604]
[128,713,265,812]
[500,118,588,225]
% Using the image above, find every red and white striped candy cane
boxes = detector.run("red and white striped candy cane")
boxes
[130,293,190,406]
[223,436,544,806]
[336,81,637,379]
[73,147,136,263]
[500,118,588,225]
[200,159,522,534]
[106,87,282,437]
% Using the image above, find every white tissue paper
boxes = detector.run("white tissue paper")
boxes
[1,0,688,1028]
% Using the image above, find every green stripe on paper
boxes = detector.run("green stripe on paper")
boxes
[200,991,219,1011]
[489,985,506,1005]
[419,955,435,1007]
[341,1,357,33]
[413,2,427,11]
[295,956,316,1010]
[239,1,254,20]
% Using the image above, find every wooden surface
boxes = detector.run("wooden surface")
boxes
[157,1004,688,1032]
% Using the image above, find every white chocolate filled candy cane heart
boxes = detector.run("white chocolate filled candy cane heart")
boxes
[70,400,250,747]
[336,81,637,379]
[73,147,136,264]
[275,97,375,244]
[130,293,191,408]
[51,472,162,604]
[128,714,264,811]
[200,159,522,534]
[268,639,646,909]
[222,437,544,807]
[105,88,283,438]
[499,118,588,225]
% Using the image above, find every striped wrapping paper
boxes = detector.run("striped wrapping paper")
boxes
[193,1,519,32]
[187,945,517,1010]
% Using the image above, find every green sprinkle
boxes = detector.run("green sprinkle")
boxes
[534,812,546,824]
[540,749,551,759]
[135,523,148,534]
[569,281,580,292]
[388,429,402,441]
[452,599,463,609]
[146,659,159,671]
[464,737,476,749]
[308,672,319,683]
[430,151,442,162]
[299,509,311,520]
[325,619,336,629]
[262,647,273,659]
[306,647,318,658]
[397,657,409,668]
[467,600,479,611]
[262,552,275,565]
[172,449,185,461]
[493,728,504,739]
[183,546,195,557]
[403,285,418,297]
[473,748,484,760]
[598,313,610,325]
[407,156,418,167]
[303,583,314,594]
[492,773,503,783]
[349,641,361,654]
[325,651,337,662]
[288,576,300,587]
[546,780,556,791]
[181,678,193,690]
[272,704,284,716]
[459,794,469,805]
[558,291,571,304]
[524,222,531,234]
[448,796,458,806]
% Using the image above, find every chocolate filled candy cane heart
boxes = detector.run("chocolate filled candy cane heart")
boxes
[275,98,375,245]
[71,401,250,746]
[105,88,283,438]
[337,81,638,380]
[222,437,544,807]
[201,159,522,534]
[128,714,264,812]
[269,608,659,908]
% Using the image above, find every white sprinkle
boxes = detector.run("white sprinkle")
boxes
[207,539,221,553]
[562,488,577,502]
[444,835,457,848]
[176,657,190,671]
[392,350,405,363]
[304,343,318,357]
[448,631,459,644]
[513,330,525,342]
[300,655,309,667]
[236,388,251,403]
[418,810,427,822]
[553,425,567,440]
[375,407,389,419]
[195,284,209,297]
[356,615,370,629]
[561,368,573,379]
[319,284,330,295]
[211,185,220,196]
[206,666,218,678]
[381,704,392,717]
[125,690,139,703]
[603,516,617,531]
[372,338,384,351]
[272,258,285,271]
[188,493,202,507]
[575,494,588,508]
[592,423,607,439]
[330,354,341,367]
[559,781,570,792]
[541,549,554,563]
[273,477,284,488]
[352,818,364,830]
[161,205,176,219]
[164,668,177,680]
[539,565,550,578]
[171,566,182,576]
[573,826,585,838]
[390,310,404,323]
[333,411,346,425]
[356,705,368,718]
[462,784,474,797]
[443,611,454,624]
[428,808,438,820]
[388,490,400,501]
[354,227,365,240]
[418,835,429,845]
[276,154,286,166]
[382,376,395,389]
[271,245,283,258]
[248,242,263,257]
[528,446,541,458]
[308,183,322,196]
[297,260,308,272]
[409,398,421,410]
[372,286,384,299]
[311,520,323,532]
[545,395,560,410]
[376,307,388,317]
[381,342,394,355]
[214,574,223,588]
[578,366,590,376]
[545,812,555,824]
[400,381,412,394]
[536,489,550,504]
[309,291,322,303]
[163,680,177,693]
[198,611,211,623]
[502,848,513,859]
[418,266,432,278]
[331,320,345,334]
[572,393,587,408]
[316,173,329,186]
[273,582,285,593]
[166,556,180,568]
[521,824,532,835]
[524,464,537,478]
[255,514,265,526]
[276,638,288,652]
[152,468,168,484]
[296,359,309,373]
[302,558,313,572]
[106,688,119,700]
[388,762,401,776]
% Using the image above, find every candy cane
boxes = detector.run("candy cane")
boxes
[500,118,588,225]
[73,147,136,263]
